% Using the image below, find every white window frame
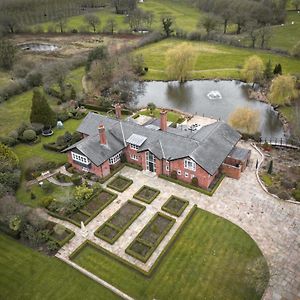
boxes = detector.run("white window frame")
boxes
[184,158,196,171]
[177,170,181,175]
[109,151,122,165]
[130,154,138,161]
[185,172,189,177]
[130,144,139,150]
[71,152,90,165]
[166,165,169,171]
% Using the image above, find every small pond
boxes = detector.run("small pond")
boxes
[19,43,59,52]
[135,80,285,140]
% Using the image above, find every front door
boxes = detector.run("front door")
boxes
[146,151,156,172]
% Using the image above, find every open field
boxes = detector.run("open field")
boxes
[135,38,300,80]
[72,208,269,300]
[31,0,202,33]
[269,11,300,51]
[0,233,120,300]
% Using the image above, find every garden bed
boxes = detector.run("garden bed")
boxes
[133,185,160,204]
[125,212,175,263]
[49,227,75,247]
[48,188,117,227]
[107,175,133,192]
[161,196,189,217]
[95,200,145,244]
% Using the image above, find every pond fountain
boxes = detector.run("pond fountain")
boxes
[207,90,222,100]
[134,80,285,140]
[19,43,59,52]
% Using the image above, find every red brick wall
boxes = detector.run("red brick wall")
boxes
[124,146,143,166]
[221,163,241,179]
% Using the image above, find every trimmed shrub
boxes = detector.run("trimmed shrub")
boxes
[170,170,177,179]
[191,177,198,187]
[22,129,36,142]
[277,191,290,200]
[71,174,82,186]
[292,189,300,201]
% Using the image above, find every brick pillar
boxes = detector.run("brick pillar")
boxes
[98,124,106,145]
[160,110,167,131]
[115,103,122,119]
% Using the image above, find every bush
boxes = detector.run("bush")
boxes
[40,196,53,208]
[277,191,290,200]
[191,177,198,187]
[47,240,60,251]
[64,162,72,169]
[53,223,65,235]
[170,170,177,179]
[0,172,20,191]
[0,136,18,146]
[292,189,300,201]
[26,71,43,87]
[41,181,54,194]
[71,174,82,186]
[22,129,36,142]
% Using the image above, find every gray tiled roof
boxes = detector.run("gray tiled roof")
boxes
[65,112,241,174]
[126,133,147,146]
[228,146,250,161]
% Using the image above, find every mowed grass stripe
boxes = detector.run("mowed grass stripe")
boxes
[0,233,121,300]
[72,208,269,300]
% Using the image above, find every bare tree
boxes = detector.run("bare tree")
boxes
[56,14,67,33]
[257,25,272,49]
[0,15,18,33]
[84,13,100,33]
[198,13,219,37]
[105,18,117,34]
[246,21,260,48]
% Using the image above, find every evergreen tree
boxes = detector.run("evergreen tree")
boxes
[267,160,273,174]
[273,64,278,75]
[264,59,273,80]
[277,64,282,75]
[30,89,56,127]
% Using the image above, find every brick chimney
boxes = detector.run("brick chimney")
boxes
[98,124,107,145]
[160,110,167,131]
[115,103,122,119]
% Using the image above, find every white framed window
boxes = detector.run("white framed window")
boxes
[177,170,181,175]
[71,152,90,165]
[185,172,189,177]
[130,144,139,150]
[166,165,169,171]
[184,158,196,171]
[130,154,138,161]
[109,152,122,165]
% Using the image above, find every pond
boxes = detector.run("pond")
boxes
[19,43,58,52]
[135,80,285,140]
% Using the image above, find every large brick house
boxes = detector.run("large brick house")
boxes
[65,105,251,189]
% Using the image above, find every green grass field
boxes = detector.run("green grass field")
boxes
[269,11,300,51]
[31,0,202,33]
[0,233,120,300]
[72,208,269,300]
[135,38,300,80]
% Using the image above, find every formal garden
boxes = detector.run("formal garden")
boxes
[133,185,160,204]
[161,195,189,217]
[107,175,133,192]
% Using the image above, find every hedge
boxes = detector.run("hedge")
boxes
[94,200,145,244]
[125,212,175,263]
[69,205,197,277]
[107,175,133,192]
[161,195,189,217]
[158,174,225,196]
[43,143,67,152]
[133,185,160,204]
[49,228,75,247]
[83,104,133,116]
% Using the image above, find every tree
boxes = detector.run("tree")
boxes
[246,21,259,48]
[127,8,143,31]
[43,62,69,96]
[0,15,18,33]
[228,107,260,134]
[199,13,219,37]
[291,0,300,10]
[269,75,297,105]
[165,43,197,83]
[267,160,273,174]
[257,25,272,49]
[86,45,108,72]
[273,64,282,75]
[162,16,174,37]
[291,41,300,58]
[147,102,156,115]
[105,18,117,34]
[56,14,67,33]
[241,56,264,86]
[0,39,17,70]
[30,89,56,127]
[84,14,100,33]
[264,59,273,80]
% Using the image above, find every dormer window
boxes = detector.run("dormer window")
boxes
[184,158,196,171]
[127,134,147,151]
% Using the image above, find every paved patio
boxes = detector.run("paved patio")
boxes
[49,142,300,300]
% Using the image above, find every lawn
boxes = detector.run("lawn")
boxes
[137,108,184,123]
[0,233,120,300]
[135,38,300,80]
[31,0,202,33]
[269,11,300,51]
[72,208,269,300]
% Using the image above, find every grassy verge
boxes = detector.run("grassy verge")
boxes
[135,38,300,80]
[71,208,269,299]
[0,233,121,299]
